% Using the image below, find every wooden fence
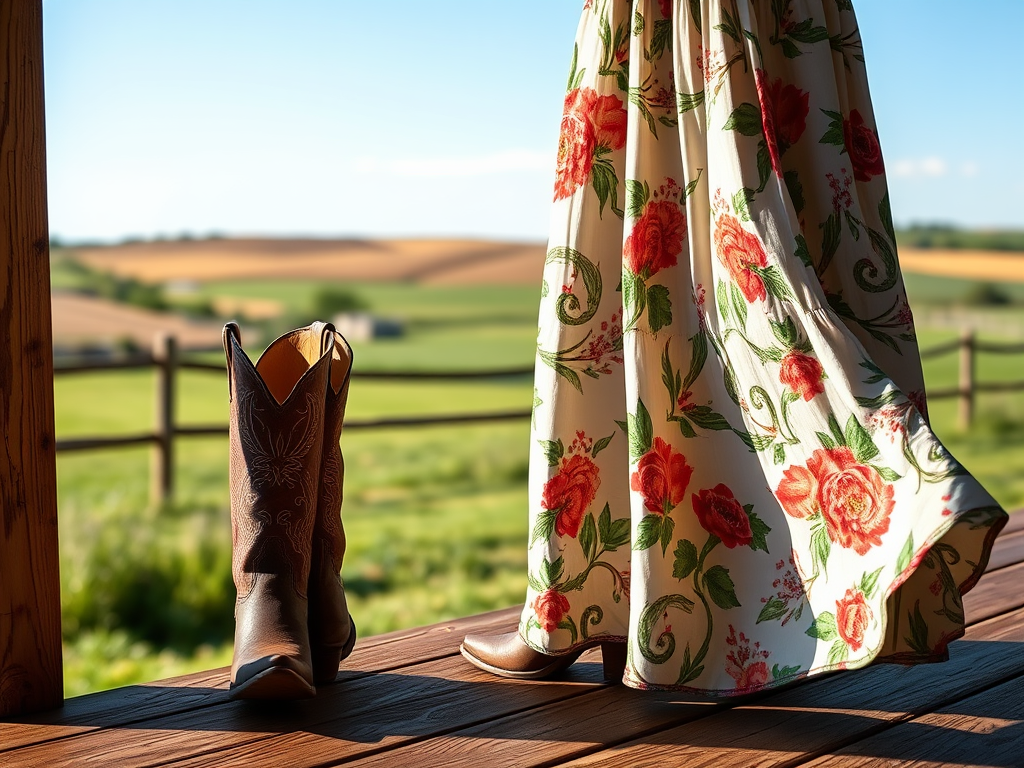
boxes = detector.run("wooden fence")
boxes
[54,330,1024,504]
[54,333,534,504]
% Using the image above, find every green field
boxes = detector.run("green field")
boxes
[55,278,1024,696]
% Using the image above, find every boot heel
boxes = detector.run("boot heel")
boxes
[600,642,627,683]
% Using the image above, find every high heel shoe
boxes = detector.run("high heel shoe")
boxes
[460,631,626,682]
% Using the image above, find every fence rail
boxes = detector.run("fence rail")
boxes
[55,330,1024,504]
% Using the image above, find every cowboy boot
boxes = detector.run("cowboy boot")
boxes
[223,321,334,700]
[308,325,357,685]
[461,632,626,682]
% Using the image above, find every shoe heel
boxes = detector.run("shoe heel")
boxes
[600,642,626,683]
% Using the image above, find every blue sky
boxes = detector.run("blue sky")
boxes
[43,0,1023,243]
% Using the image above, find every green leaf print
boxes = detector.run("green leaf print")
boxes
[730,283,749,328]
[677,418,698,438]
[723,103,763,136]
[828,413,846,447]
[818,109,845,148]
[599,504,631,550]
[580,514,597,562]
[896,534,915,576]
[820,211,841,274]
[678,90,705,115]
[591,158,622,219]
[827,639,849,666]
[628,398,654,459]
[878,192,897,245]
[816,431,837,450]
[860,567,884,599]
[566,44,583,92]
[637,594,696,665]
[845,414,880,463]
[811,522,831,576]
[686,406,732,431]
[770,317,799,348]
[753,265,795,301]
[773,663,802,680]
[539,556,564,588]
[647,284,673,333]
[622,270,648,330]
[784,169,805,215]
[874,466,902,482]
[756,142,772,192]
[628,87,660,138]
[673,539,700,580]
[649,18,672,59]
[659,515,676,555]
[758,596,788,624]
[704,565,741,609]
[545,247,603,326]
[634,513,664,551]
[683,332,708,390]
[780,38,801,58]
[592,432,615,458]
[690,0,702,33]
[540,439,564,467]
[683,168,704,199]
[625,179,650,220]
[786,18,830,44]
[806,611,838,641]
[531,510,557,546]
[716,280,731,325]
[557,616,579,644]
[747,509,772,553]
[732,187,755,222]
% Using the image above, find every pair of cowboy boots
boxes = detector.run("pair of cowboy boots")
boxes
[223,321,356,700]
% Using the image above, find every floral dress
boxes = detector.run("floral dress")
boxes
[521,0,1008,695]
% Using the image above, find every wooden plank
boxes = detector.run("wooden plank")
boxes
[0,0,63,716]
[0,655,606,768]
[963,561,1024,626]
[986,529,1024,573]
[0,607,520,753]
[553,605,1024,768]
[802,673,1024,767]
[999,510,1024,536]
[73,574,1024,768]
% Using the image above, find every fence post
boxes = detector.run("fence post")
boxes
[152,333,178,504]
[958,329,975,431]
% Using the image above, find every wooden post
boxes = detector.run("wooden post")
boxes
[0,0,64,715]
[958,329,975,431]
[151,333,178,505]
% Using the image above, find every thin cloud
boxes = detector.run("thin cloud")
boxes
[891,157,980,179]
[353,149,552,178]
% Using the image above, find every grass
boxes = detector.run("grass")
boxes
[54,277,1024,696]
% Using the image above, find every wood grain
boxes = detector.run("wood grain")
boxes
[0,0,63,717]
[802,673,1024,767]
[555,606,1024,768]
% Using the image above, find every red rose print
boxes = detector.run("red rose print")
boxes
[843,109,884,182]
[658,0,672,18]
[593,94,628,149]
[776,464,818,520]
[735,661,770,689]
[692,483,753,549]
[779,351,825,401]
[554,88,598,201]
[533,588,571,632]
[624,200,687,277]
[778,447,893,554]
[630,437,693,515]
[554,88,627,201]
[754,70,809,177]
[836,588,872,651]
[714,214,769,303]
[541,453,601,538]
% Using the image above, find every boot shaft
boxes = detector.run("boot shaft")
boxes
[224,322,335,599]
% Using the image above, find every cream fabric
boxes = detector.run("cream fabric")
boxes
[520,0,1007,694]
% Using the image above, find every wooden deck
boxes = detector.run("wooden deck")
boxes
[3,514,1023,767]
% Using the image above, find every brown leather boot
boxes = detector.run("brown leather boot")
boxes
[223,321,334,700]
[461,631,626,682]
[308,326,357,685]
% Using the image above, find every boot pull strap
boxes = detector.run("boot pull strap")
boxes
[222,322,242,401]
[309,321,336,359]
